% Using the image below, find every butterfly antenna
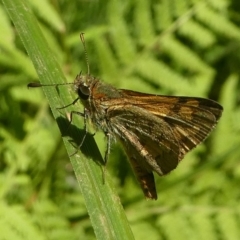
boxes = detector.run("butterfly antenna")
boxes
[28,34,90,89]
[80,33,90,76]
[27,82,74,88]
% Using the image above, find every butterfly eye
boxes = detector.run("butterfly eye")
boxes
[78,84,90,100]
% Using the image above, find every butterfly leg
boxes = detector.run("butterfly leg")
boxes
[68,108,89,156]
[104,132,111,165]
[101,132,111,183]
[56,98,81,130]
[56,97,80,110]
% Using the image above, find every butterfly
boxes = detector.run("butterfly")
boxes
[28,34,223,199]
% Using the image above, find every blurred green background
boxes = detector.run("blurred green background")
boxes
[1,0,240,239]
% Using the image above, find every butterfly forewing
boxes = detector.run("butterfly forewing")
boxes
[93,88,223,199]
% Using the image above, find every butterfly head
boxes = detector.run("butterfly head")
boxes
[73,73,93,101]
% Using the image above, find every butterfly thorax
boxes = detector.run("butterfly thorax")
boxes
[74,74,122,134]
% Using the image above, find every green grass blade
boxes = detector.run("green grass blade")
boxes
[2,0,134,239]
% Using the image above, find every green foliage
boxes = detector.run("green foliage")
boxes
[1,0,240,239]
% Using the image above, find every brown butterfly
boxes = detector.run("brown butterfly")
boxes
[28,34,223,199]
